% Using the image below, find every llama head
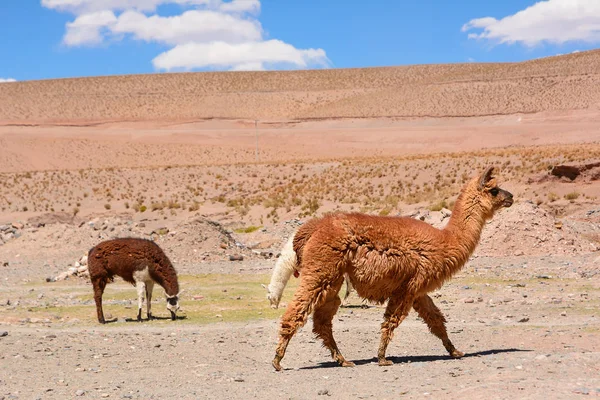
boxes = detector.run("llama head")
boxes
[166,289,184,320]
[476,166,513,219]
[262,284,281,309]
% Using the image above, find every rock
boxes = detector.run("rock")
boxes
[11,222,24,230]
[554,221,563,229]
[75,389,85,396]
[552,165,580,180]
[259,251,274,259]
[463,298,475,304]
[318,389,330,396]
[514,250,524,256]
[229,255,244,261]
[0,331,8,337]
[517,317,530,323]
[219,242,228,249]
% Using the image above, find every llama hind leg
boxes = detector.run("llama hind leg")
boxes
[413,294,464,358]
[273,276,335,371]
[145,281,155,320]
[312,277,354,367]
[136,281,146,322]
[377,294,413,366]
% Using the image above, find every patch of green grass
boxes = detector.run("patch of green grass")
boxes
[2,274,303,326]
[233,225,262,234]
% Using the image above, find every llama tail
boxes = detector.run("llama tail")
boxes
[263,234,297,309]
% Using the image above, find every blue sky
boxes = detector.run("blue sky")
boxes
[1,0,599,81]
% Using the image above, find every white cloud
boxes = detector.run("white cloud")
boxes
[152,40,329,71]
[229,62,264,71]
[43,0,328,71]
[462,0,600,46]
[64,10,117,46]
[42,0,208,14]
[0,78,17,83]
[218,0,259,14]
[41,0,258,14]
[112,10,262,45]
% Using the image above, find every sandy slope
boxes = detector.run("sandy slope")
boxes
[1,50,600,123]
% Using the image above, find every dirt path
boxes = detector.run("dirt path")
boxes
[1,311,599,399]
[1,253,599,399]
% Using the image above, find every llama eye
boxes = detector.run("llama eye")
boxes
[490,188,499,196]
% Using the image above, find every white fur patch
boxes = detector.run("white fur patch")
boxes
[133,266,151,283]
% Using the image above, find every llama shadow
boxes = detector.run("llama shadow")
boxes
[122,315,188,323]
[340,304,374,309]
[298,348,531,370]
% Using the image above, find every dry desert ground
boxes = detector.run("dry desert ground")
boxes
[1,50,600,399]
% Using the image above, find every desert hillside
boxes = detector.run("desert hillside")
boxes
[1,50,600,123]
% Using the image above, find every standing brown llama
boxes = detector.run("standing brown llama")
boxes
[272,166,513,371]
[88,238,182,324]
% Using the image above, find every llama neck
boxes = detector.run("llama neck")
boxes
[441,188,486,274]
[157,265,179,297]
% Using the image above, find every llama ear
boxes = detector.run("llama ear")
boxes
[479,166,495,189]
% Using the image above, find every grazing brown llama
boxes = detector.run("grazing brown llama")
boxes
[272,166,513,371]
[88,238,182,323]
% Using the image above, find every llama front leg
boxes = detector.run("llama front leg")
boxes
[377,294,413,366]
[145,280,155,320]
[312,276,354,367]
[93,278,108,324]
[413,294,464,358]
[136,281,146,322]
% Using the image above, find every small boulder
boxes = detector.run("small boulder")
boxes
[11,222,24,230]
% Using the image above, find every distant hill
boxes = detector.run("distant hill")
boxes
[1,49,600,123]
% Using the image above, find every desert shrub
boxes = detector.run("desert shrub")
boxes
[547,192,559,202]
[564,192,580,201]
[428,200,449,212]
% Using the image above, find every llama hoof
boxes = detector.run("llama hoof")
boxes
[272,358,283,371]
[340,360,355,368]
[450,350,465,358]
[170,311,177,321]
[378,358,394,366]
